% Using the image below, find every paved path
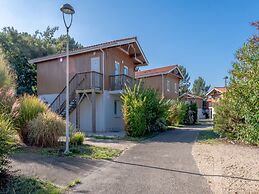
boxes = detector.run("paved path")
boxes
[74,125,212,194]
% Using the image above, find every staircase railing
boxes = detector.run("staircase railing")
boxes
[50,71,103,114]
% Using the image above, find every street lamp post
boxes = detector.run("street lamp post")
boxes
[60,4,75,154]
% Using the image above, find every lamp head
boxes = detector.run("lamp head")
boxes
[60,4,75,15]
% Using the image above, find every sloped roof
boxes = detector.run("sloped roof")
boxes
[135,65,183,79]
[206,87,227,96]
[29,37,148,66]
[180,93,203,100]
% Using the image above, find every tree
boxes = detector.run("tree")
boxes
[214,22,259,145]
[178,65,191,95]
[192,76,210,97]
[0,26,83,95]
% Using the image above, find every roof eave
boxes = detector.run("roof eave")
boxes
[29,37,148,65]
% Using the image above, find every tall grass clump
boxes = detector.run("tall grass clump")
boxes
[0,49,16,180]
[121,82,170,137]
[14,95,48,144]
[0,49,15,89]
[27,111,65,147]
[0,113,16,178]
[70,132,85,146]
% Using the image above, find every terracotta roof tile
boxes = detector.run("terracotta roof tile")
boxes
[135,65,178,78]
[215,87,227,93]
[206,87,227,96]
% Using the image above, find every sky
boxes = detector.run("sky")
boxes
[0,0,258,87]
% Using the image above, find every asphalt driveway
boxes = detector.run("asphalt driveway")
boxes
[74,125,212,194]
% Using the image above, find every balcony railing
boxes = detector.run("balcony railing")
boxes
[110,74,138,91]
[50,71,103,114]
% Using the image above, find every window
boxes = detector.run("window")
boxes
[174,83,178,94]
[114,100,121,116]
[167,80,171,92]
[115,62,120,75]
[123,66,129,75]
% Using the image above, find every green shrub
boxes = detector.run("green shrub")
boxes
[214,30,259,145]
[14,95,48,144]
[0,113,15,176]
[27,111,65,147]
[121,83,170,137]
[70,132,85,146]
[167,100,198,126]
[167,100,188,126]
[184,103,198,125]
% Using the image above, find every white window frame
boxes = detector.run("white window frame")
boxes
[167,80,171,92]
[123,66,129,75]
[174,83,178,94]
[114,61,120,75]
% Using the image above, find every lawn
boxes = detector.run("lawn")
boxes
[1,175,64,194]
[197,129,220,144]
[15,143,122,160]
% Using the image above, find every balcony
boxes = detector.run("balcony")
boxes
[110,74,138,91]
[75,71,103,92]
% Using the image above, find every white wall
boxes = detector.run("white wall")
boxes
[103,91,124,132]
[66,91,125,133]
[70,93,106,132]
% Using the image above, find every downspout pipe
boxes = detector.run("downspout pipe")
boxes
[100,49,105,91]
[162,74,165,98]
[100,49,106,131]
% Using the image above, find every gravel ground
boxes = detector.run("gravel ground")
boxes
[192,142,259,194]
[84,137,136,151]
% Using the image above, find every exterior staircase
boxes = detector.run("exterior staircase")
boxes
[50,71,103,117]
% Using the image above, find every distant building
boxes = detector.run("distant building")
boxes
[180,93,205,119]
[135,65,183,100]
[206,87,227,119]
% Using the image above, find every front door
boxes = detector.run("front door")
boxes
[91,57,100,72]
[91,57,100,88]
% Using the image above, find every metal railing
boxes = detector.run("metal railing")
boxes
[109,74,138,91]
[50,71,103,114]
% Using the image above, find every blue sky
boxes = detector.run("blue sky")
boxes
[0,0,258,87]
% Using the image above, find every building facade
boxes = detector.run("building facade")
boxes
[30,37,148,133]
[135,65,183,99]
[206,87,227,119]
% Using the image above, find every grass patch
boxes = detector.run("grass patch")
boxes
[14,143,122,160]
[1,175,63,194]
[197,129,220,144]
[91,136,118,140]
[67,178,81,188]
[123,131,160,142]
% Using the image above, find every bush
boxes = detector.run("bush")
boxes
[167,100,198,126]
[27,111,65,147]
[14,95,48,144]
[0,113,15,176]
[70,132,85,146]
[121,83,170,137]
[167,100,188,126]
[214,29,259,145]
[184,103,198,125]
